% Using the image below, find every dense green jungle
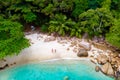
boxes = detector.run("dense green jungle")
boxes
[0,0,120,58]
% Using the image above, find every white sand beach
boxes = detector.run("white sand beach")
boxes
[3,32,111,66]
[4,33,78,65]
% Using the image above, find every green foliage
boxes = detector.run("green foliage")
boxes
[72,0,88,18]
[106,19,120,48]
[48,14,81,37]
[88,0,103,9]
[23,12,37,23]
[0,0,120,52]
[2,0,38,23]
[79,8,113,36]
[111,0,120,11]
[41,24,48,32]
[40,0,74,17]
[48,14,69,36]
[0,18,29,59]
[111,0,120,18]
[41,3,55,17]
[101,0,111,10]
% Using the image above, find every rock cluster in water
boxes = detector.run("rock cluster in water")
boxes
[91,42,120,79]
[42,34,120,78]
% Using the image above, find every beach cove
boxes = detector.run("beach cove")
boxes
[0,32,119,80]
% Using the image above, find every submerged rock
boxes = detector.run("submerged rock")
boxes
[64,76,69,80]
[116,77,120,80]
[95,66,100,72]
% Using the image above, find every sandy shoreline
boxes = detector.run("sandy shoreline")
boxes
[4,32,79,66]
[2,32,109,66]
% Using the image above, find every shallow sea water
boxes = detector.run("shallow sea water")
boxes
[0,60,114,80]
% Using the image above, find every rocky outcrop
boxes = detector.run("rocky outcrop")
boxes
[90,58,98,64]
[96,54,108,65]
[79,41,91,51]
[77,49,88,57]
[44,37,56,42]
[101,62,114,76]
[93,42,108,51]
[115,70,120,79]
[0,60,8,70]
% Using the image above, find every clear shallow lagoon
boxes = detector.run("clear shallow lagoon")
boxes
[0,60,114,80]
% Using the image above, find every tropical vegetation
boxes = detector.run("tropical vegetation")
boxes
[0,0,120,59]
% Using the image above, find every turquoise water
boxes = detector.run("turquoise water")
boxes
[0,60,114,80]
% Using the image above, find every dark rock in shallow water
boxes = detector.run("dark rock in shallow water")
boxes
[115,76,120,80]
[95,66,100,72]
[64,76,69,80]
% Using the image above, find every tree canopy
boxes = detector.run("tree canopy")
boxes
[0,17,29,59]
[0,0,120,58]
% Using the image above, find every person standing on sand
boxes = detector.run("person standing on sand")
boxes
[51,48,53,53]
[55,49,56,53]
